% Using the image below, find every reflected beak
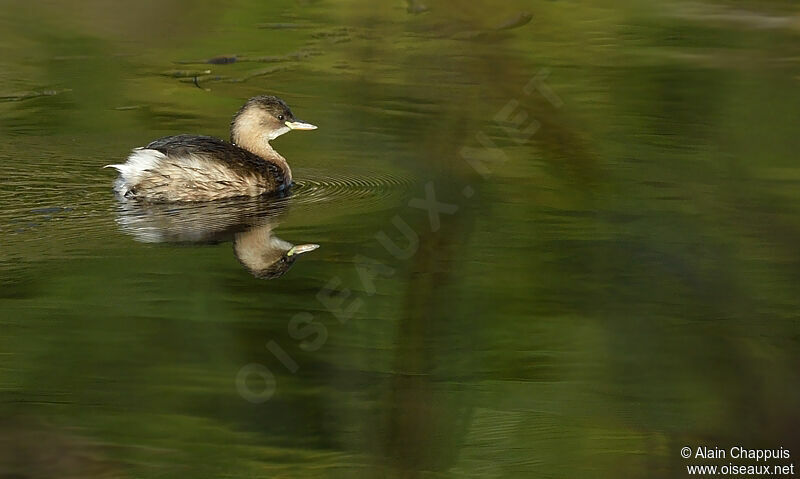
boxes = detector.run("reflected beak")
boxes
[286,244,320,257]
[285,120,317,131]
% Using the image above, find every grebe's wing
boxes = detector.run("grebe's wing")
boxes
[106,135,285,201]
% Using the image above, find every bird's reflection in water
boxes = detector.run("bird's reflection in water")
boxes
[113,196,319,279]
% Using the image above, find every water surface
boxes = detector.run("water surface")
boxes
[2,1,800,477]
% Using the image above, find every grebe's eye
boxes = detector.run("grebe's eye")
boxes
[277,114,285,121]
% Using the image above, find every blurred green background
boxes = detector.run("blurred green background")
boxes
[2,0,800,477]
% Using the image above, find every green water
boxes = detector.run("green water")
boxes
[2,1,800,477]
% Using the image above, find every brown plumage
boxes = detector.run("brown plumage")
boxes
[106,95,317,202]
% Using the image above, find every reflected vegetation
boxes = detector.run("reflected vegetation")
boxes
[0,417,123,479]
[2,0,800,477]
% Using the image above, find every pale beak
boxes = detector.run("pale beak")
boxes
[286,244,320,257]
[285,120,317,131]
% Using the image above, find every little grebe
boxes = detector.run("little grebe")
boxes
[106,95,316,202]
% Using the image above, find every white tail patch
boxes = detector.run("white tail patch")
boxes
[105,149,167,197]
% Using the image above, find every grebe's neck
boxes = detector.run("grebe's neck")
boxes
[230,111,292,184]
[234,223,291,272]
[234,135,292,184]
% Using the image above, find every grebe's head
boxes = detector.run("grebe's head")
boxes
[233,225,320,279]
[231,95,317,146]
[253,243,320,279]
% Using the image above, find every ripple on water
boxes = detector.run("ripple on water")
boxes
[290,168,416,210]
[0,167,417,248]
